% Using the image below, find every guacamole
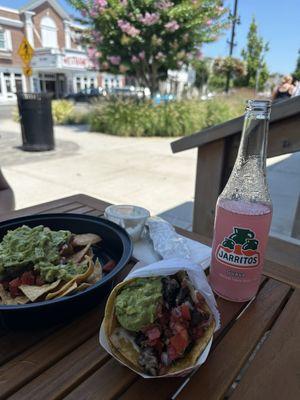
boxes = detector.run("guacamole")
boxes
[0,225,87,282]
[115,277,162,332]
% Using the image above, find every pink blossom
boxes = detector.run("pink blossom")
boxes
[120,0,128,6]
[155,52,165,61]
[94,0,107,6]
[90,9,98,18]
[155,0,173,10]
[131,55,139,64]
[217,6,224,12]
[139,12,159,26]
[195,49,203,60]
[108,55,121,65]
[117,19,140,37]
[164,20,180,32]
[138,51,145,60]
[88,48,97,58]
[81,9,87,17]
[206,19,213,26]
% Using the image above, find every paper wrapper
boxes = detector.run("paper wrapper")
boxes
[99,258,220,378]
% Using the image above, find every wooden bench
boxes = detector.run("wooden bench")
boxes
[171,96,300,266]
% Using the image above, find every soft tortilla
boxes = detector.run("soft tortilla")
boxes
[103,275,215,376]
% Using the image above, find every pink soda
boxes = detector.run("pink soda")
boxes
[210,100,273,302]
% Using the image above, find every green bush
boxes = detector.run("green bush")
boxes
[89,98,242,137]
[51,100,74,124]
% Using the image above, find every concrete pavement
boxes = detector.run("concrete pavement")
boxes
[0,120,299,236]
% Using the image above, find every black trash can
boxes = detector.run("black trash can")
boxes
[17,92,55,151]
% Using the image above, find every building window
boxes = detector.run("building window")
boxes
[4,73,12,93]
[0,30,12,51]
[90,78,95,89]
[14,73,23,93]
[41,16,58,48]
[76,77,81,92]
[0,31,5,49]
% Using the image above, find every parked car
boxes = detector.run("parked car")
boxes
[108,86,150,100]
[64,87,107,103]
[153,93,175,104]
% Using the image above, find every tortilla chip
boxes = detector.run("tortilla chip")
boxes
[19,280,61,302]
[46,257,94,300]
[74,282,92,292]
[54,281,78,298]
[0,284,29,305]
[87,258,102,284]
[104,276,215,376]
[72,233,102,247]
[70,243,91,263]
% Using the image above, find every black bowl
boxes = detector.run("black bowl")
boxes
[0,213,133,329]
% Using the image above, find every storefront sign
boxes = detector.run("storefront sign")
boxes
[62,55,90,69]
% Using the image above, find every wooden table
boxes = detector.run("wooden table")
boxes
[0,194,299,400]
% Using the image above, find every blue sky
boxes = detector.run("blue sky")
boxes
[1,0,299,74]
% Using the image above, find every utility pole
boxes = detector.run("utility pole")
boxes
[225,0,239,93]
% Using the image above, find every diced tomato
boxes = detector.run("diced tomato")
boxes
[167,344,179,362]
[170,329,189,354]
[145,326,161,341]
[35,276,45,286]
[180,304,191,320]
[102,260,116,272]
[9,277,22,298]
[20,271,35,285]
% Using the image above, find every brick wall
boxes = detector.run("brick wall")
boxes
[31,2,65,49]
[0,27,25,68]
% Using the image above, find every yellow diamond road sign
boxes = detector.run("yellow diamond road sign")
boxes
[18,37,34,64]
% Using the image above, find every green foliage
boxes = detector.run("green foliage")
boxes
[51,100,74,124]
[68,0,229,93]
[293,49,300,81]
[239,17,269,90]
[192,59,211,89]
[213,56,246,78]
[89,98,242,137]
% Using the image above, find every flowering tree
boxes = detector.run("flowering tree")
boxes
[69,0,228,93]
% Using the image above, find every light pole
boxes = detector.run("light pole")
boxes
[225,0,239,93]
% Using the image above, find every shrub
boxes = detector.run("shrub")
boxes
[51,100,74,124]
[89,98,242,137]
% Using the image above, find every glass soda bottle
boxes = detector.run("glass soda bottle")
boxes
[209,100,273,302]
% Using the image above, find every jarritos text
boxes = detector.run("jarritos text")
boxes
[216,227,260,268]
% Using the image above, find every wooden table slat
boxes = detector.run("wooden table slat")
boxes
[39,202,84,214]
[229,289,300,400]
[120,279,290,400]
[8,335,109,400]
[176,279,291,400]
[0,308,103,400]
[64,358,137,400]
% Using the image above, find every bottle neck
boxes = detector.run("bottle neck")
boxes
[237,110,269,172]
[220,101,272,206]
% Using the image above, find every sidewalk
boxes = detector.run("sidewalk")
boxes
[1,120,299,236]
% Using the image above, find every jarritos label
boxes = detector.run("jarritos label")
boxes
[216,227,260,268]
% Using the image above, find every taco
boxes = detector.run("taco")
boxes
[104,271,215,376]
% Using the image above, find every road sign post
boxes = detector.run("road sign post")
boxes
[18,37,34,92]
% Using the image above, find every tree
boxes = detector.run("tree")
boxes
[239,17,269,90]
[69,0,229,94]
[192,59,211,90]
[293,49,300,81]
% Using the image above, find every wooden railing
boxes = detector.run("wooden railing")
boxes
[171,96,300,245]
